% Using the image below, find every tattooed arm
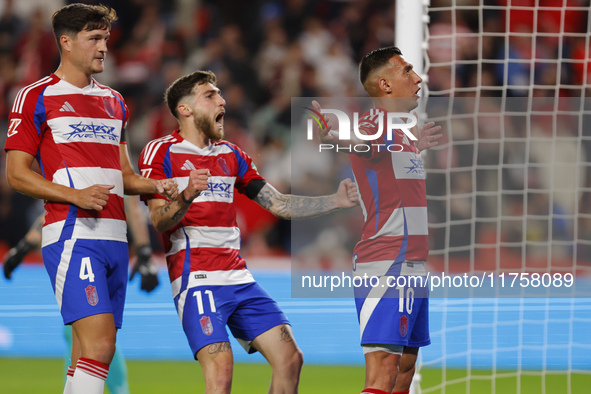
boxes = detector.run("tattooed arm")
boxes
[148,169,210,233]
[253,179,359,220]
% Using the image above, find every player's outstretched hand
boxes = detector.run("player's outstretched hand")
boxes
[129,245,159,293]
[334,178,359,209]
[155,178,179,200]
[182,169,210,202]
[413,113,443,151]
[311,100,338,144]
[73,184,114,211]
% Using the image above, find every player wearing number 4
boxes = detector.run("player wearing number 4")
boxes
[138,70,359,393]
[315,46,442,394]
[4,4,178,394]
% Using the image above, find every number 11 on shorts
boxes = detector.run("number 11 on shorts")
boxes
[194,290,216,315]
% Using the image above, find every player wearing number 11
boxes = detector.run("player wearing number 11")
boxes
[138,70,359,393]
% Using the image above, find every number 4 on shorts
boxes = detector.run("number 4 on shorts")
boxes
[79,257,95,282]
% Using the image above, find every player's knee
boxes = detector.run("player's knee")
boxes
[206,373,232,393]
[274,347,303,379]
[204,358,233,392]
[85,338,116,364]
[290,347,304,374]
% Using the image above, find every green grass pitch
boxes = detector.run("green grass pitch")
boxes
[0,358,589,393]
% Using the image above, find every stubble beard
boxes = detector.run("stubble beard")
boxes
[194,113,224,141]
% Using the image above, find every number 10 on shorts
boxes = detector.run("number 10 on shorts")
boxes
[396,285,414,314]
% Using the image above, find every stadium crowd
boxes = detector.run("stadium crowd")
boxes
[0,0,589,269]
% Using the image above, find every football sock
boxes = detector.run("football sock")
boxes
[392,391,410,394]
[62,366,75,394]
[362,389,390,394]
[72,357,109,394]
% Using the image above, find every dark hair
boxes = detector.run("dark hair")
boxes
[165,70,217,118]
[52,3,117,53]
[359,46,403,86]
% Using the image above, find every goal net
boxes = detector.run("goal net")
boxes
[420,0,591,393]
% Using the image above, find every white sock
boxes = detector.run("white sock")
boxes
[71,357,109,394]
[63,366,75,394]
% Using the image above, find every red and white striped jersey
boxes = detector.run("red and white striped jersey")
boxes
[4,74,129,247]
[138,131,264,297]
[350,108,429,267]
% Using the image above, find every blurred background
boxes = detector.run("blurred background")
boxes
[0,0,589,271]
[0,0,590,392]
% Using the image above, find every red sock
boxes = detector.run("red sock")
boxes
[75,357,109,380]
[66,365,75,378]
[392,391,410,394]
[361,389,390,394]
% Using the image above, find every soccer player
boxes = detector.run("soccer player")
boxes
[4,4,177,394]
[138,70,359,393]
[315,46,442,394]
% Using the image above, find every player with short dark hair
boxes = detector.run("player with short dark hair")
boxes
[316,46,442,394]
[138,69,359,393]
[4,4,177,393]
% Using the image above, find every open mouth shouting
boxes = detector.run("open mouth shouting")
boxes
[215,111,225,129]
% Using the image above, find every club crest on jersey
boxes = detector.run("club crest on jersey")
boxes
[85,285,99,306]
[400,315,408,337]
[200,316,214,336]
[103,98,115,118]
[217,157,231,175]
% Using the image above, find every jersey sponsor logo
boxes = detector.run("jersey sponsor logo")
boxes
[65,122,117,141]
[404,158,425,175]
[7,118,21,137]
[200,315,214,335]
[194,274,207,279]
[59,101,76,112]
[217,157,231,175]
[181,160,197,171]
[202,179,232,199]
[400,315,408,337]
[103,98,115,118]
[85,285,99,306]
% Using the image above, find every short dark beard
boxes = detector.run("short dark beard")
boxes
[194,113,223,141]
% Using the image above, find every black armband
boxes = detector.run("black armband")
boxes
[245,179,266,200]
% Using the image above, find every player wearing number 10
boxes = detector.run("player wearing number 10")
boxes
[138,70,359,393]
[316,46,442,394]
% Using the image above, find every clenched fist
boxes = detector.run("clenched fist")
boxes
[182,169,210,203]
[334,178,359,209]
[154,178,179,200]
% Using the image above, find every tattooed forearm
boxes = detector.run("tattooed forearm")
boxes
[280,326,294,343]
[149,193,192,233]
[207,342,232,354]
[254,184,338,220]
